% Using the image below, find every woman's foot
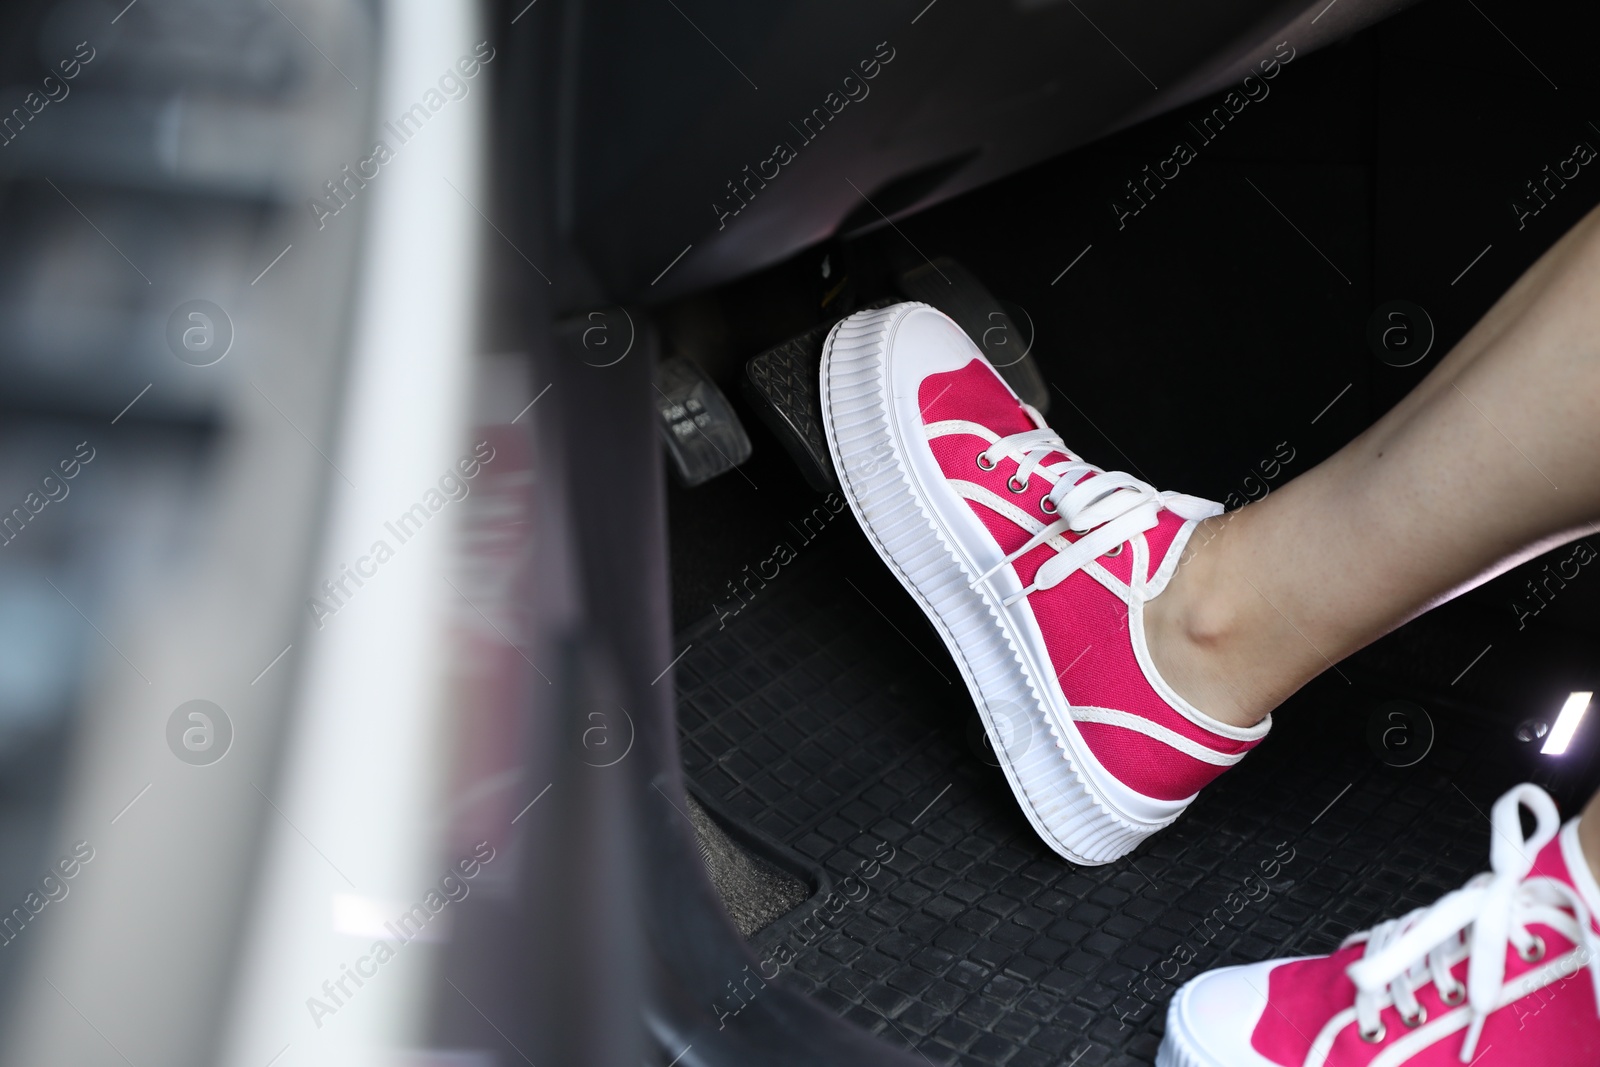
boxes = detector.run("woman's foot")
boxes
[821,302,1269,865]
[1158,784,1600,1067]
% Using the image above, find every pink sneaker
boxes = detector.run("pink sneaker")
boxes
[1159,783,1600,1067]
[818,302,1268,865]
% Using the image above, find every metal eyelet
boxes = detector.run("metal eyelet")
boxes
[1359,1022,1386,1044]
[1040,497,1058,515]
[1520,936,1546,963]
[1104,544,1123,557]
[1441,983,1466,1006]
[1401,1005,1427,1028]
[976,452,997,471]
[1007,475,1028,494]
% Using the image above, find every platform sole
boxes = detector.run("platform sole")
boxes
[818,303,1176,865]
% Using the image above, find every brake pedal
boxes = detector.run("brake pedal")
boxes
[741,299,898,492]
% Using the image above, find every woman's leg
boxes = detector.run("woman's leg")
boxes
[1146,203,1600,729]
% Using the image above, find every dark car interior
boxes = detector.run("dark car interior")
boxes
[2,0,1597,1064]
[478,0,1600,1062]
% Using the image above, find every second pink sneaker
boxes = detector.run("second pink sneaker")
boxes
[819,302,1269,865]
[1159,783,1600,1067]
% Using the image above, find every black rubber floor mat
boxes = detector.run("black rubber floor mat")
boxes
[674,535,1560,1067]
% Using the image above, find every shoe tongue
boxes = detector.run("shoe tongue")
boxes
[1533,819,1600,934]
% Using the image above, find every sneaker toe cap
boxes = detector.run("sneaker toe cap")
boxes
[1161,959,1303,1067]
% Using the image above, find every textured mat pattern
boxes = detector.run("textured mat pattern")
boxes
[675,537,1555,1067]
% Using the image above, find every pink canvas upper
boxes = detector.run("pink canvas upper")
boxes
[1250,832,1600,1066]
[917,359,1262,802]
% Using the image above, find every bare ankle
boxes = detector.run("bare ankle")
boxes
[1164,516,1244,646]
[1145,514,1270,729]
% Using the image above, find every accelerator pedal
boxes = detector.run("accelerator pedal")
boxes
[654,355,752,488]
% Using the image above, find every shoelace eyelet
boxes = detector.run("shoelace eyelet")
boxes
[1103,543,1123,558]
[1519,935,1546,963]
[1360,1022,1386,1044]
[975,452,997,471]
[1441,983,1466,1006]
[1401,1005,1427,1028]
[1039,497,1058,515]
[1007,475,1028,494]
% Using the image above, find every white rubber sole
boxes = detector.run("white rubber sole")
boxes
[1156,995,1220,1067]
[1155,1023,1213,1067]
[818,302,1172,865]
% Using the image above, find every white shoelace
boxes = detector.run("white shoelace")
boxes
[1342,784,1600,1062]
[934,405,1218,605]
